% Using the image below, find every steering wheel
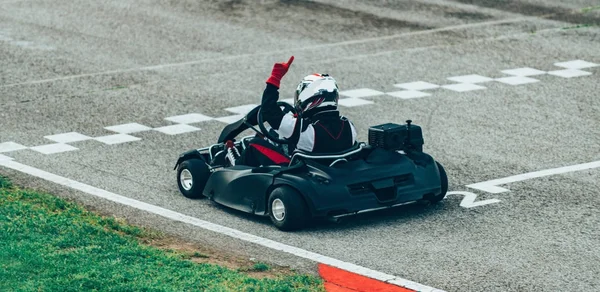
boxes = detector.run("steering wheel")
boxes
[257,101,298,144]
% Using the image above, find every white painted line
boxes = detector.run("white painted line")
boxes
[500,67,546,76]
[0,159,446,292]
[495,76,540,85]
[0,154,13,161]
[225,104,259,115]
[153,124,200,135]
[0,0,35,5]
[94,134,142,145]
[445,191,501,208]
[29,143,79,155]
[467,160,600,194]
[214,115,245,124]
[0,31,54,51]
[44,132,92,143]
[0,142,28,153]
[0,17,531,89]
[105,123,153,134]
[447,74,494,84]
[337,97,374,107]
[393,81,439,91]
[441,83,487,92]
[164,113,213,124]
[339,88,384,98]
[386,90,431,99]
[547,69,593,78]
[554,60,599,69]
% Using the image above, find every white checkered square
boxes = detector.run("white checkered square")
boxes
[339,88,384,98]
[94,134,141,145]
[164,113,212,124]
[447,74,494,84]
[225,104,258,114]
[495,76,540,85]
[393,81,439,91]
[104,123,152,134]
[215,115,245,124]
[554,60,599,69]
[501,67,546,76]
[0,154,13,161]
[30,143,78,155]
[548,69,593,78]
[441,83,487,92]
[0,142,28,153]
[386,90,431,99]
[153,124,200,135]
[44,132,92,143]
[281,98,295,105]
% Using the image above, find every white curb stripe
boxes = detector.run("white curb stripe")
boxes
[0,159,445,292]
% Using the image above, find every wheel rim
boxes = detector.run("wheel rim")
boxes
[180,169,193,191]
[272,199,286,221]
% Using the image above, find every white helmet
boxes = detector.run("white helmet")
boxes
[294,73,339,116]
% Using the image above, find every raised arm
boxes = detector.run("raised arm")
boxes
[261,56,294,130]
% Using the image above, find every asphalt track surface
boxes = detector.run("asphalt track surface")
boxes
[1,0,599,291]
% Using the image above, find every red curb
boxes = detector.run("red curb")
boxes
[318,264,417,292]
[324,282,356,292]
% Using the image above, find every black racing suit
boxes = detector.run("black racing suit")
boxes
[241,83,357,166]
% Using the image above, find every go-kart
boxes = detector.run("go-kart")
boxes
[174,102,448,231]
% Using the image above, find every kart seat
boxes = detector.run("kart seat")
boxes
[288,142,369,167]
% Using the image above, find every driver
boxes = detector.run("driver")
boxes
[237,56,357,166]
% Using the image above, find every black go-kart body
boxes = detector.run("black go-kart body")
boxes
[174,104,448,231]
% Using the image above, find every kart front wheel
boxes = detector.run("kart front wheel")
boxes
[268,186,308,231]
[429,161,448,204]
[177,158,210,199]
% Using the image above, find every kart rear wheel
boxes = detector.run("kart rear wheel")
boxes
[268,186,308,231]
[177,158,210,199]
[429,161,448,204]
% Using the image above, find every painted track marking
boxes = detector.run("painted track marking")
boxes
[1,59,596,157]
[467,160,600,193]
[319,264,415,292]
[0,159,446,292]
[446,191,501,208]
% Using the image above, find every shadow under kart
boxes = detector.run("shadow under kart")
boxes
[174,102,448,231]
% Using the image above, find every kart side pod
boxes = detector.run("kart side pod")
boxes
[368,121,424,152]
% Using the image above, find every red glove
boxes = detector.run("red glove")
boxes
[266,56,294,88]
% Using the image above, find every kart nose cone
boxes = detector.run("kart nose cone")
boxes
[272,199,286,221]
[180,169,193,191]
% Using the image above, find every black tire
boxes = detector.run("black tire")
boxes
[268,186,308,231]
[177,158,211,199]
[429,161,448,204]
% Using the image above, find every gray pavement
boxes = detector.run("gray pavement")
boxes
[1,1,599,291]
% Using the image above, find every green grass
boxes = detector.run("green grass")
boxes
[581,5,600,13]
[0,176,324,292]
[238,262,271,273]
[251,263,271,272]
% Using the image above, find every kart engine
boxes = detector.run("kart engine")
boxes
[368,121,424,152]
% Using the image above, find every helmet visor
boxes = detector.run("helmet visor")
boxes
[297,78,338,103]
